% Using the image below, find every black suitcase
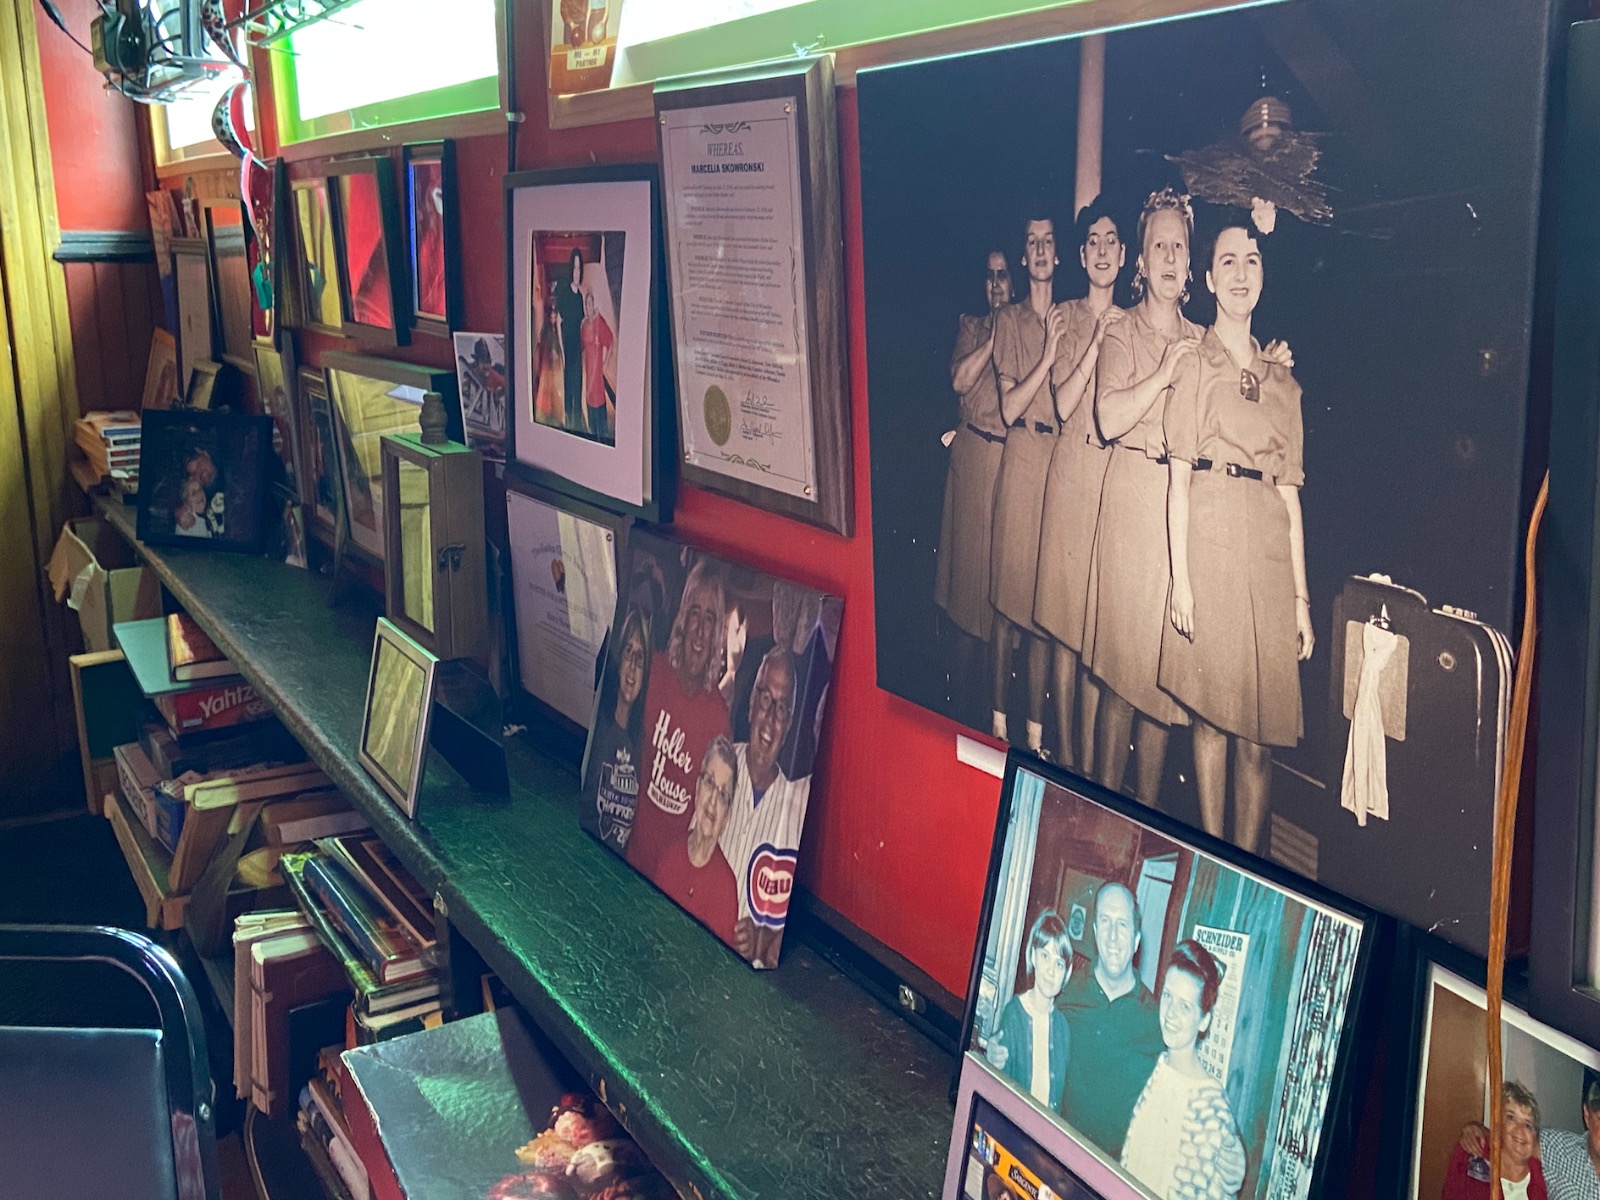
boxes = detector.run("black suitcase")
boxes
[1319,573,1511,952]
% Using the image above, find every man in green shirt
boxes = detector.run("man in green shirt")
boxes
[1057,881,1164,1158]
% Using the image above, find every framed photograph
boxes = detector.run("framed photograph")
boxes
[1401,942,1600,1200]
[858,0,1563,958]
[329,156,409,346]
[358,617,438,818]
[172,237,215,395]
[300,366,344,546]
[324,350,457,565]
[135,408,273,554]
[403,141,460,337]
[454,331,507,464]
[656,57,853,535]
[290,175,345,335]
[1532,20,1600,1050]
[963,754,1373,1200]
[946,1053,1135,1200]
[254,341,303,504]
[506,480,622,734]
[141,328,181,412]
[506,162,674,522]
[203,199,253,362]
[579,527,842,969]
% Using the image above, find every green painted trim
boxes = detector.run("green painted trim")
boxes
[272,51,498,146]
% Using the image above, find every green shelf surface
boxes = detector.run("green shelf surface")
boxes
[96,497,953,1200]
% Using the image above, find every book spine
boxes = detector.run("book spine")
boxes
[282,856,380,996]
[303,857,391,975]
[305,857,417,982]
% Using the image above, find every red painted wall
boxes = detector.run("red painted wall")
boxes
[35,0,148,232]
[257,15,1005,998]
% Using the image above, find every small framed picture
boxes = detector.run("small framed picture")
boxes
[453,331,507,464]
[1401,937,1600,1199]
[300,366,344,547]
[403,141,460,338]
[172,237,215,395]
[136,408,272,553]
[290,175,345,336]
[329,156,409,346]
[963,754,1375,1200]
[946,1053,1134,1200]
[141,328,181,412]
[358,617,438,818]
[505,163,674,522]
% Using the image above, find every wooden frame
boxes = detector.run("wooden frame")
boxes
[505,162,675,523]
[202,198,254,363]
[328,155,410,347]
[655,57,853,535]
[1532,18,1600,1047]
[172,237,216,395]
[358,617,438,818]
[961,752,1378,1200]
[323,350,459,568]
[402,141,462,338]
[300,365,345,549]
[142,329,181,412]
[380,432,487,661]
[254,340,306,509]
[289,174,347,336]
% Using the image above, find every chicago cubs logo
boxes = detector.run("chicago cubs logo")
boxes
[746,844,797,928]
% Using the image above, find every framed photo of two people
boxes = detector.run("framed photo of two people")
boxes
[962,755,1375,1200]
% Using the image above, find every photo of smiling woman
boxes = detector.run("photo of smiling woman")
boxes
[1161,219,1311,855]
[587,606,653,853]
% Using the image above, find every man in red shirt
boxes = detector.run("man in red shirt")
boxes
[580,291,615,442]
[626,556,730,876]
[650,734,740,944]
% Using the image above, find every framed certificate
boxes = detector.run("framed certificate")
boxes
[656,57,853,536]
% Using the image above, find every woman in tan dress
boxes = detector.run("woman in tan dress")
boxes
[989,215,1068,752]
[1162,221,1313,853]
[936,251,1014,697]
[1034,198,1125,772]
[1084,189,1202,805]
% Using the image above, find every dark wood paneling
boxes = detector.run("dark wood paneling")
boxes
[64,257,161,414]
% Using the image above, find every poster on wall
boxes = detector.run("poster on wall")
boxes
[579,527,842,968]
[965,756,1371,1200]
[454,331,508,464]
[857,0,1561,956]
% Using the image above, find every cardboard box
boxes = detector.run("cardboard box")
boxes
[46,518,160,653]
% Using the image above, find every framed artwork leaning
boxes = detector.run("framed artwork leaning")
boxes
[403,141,460,338]
[300,365,344,547]
[963,755,1374,1200]
[290,175,344,336]
[505,163,674,522]
[329,155,408,346]
[359,617,438,818]
[171,236,215,396]
[141,328,180,411]
[136,408,272,554]
[857,0,1568,957]
[203,199,253,362]
[579,527,841,969]
[454,331,507,464]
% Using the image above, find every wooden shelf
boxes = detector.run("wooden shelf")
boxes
[94,496,954,1200]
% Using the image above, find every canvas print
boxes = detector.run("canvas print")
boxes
[136,408,272,553]
[336,167,398,331]
[580,528,841,968]
[293,180,342,331]
[858,0,1558,955]
[967,761,1368,1200]
[1409,963,1600,1200]
[531,230,624,446]
[455,331,507,463]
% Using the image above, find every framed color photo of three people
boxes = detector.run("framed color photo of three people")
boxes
[506,163,674,522]
[964,756,1373,1200]
[579,528,841,968]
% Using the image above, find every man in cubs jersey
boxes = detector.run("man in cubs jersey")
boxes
[721,647,809,966]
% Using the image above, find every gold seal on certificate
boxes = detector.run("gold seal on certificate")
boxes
[704,384,732,447]
[656,59,853,535]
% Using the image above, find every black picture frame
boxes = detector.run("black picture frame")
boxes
[136,408,273,555]
[962,751,1378,1200]
[328,155,410,347]
[402,140,461,339]
[1533,18,1600,1048]
[289,174,346,337]
[300,364,345,550]
[504,161,676,524]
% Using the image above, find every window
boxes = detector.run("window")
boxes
[150,28,251,170]
[270,0,500,146]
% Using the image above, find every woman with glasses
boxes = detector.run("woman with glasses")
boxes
[1084,188,1203,806]
[1161,218,1312,854]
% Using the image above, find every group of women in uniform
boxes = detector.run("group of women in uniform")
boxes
[935,188,1314,852]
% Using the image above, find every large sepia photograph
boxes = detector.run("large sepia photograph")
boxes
[580,528,841,969]
[858,0,1558,954]
[966,759,1369,1200]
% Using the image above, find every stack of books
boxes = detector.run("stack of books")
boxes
[74,410,141,485]
[282,836,442,1045]
[298,1044,370,1200]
